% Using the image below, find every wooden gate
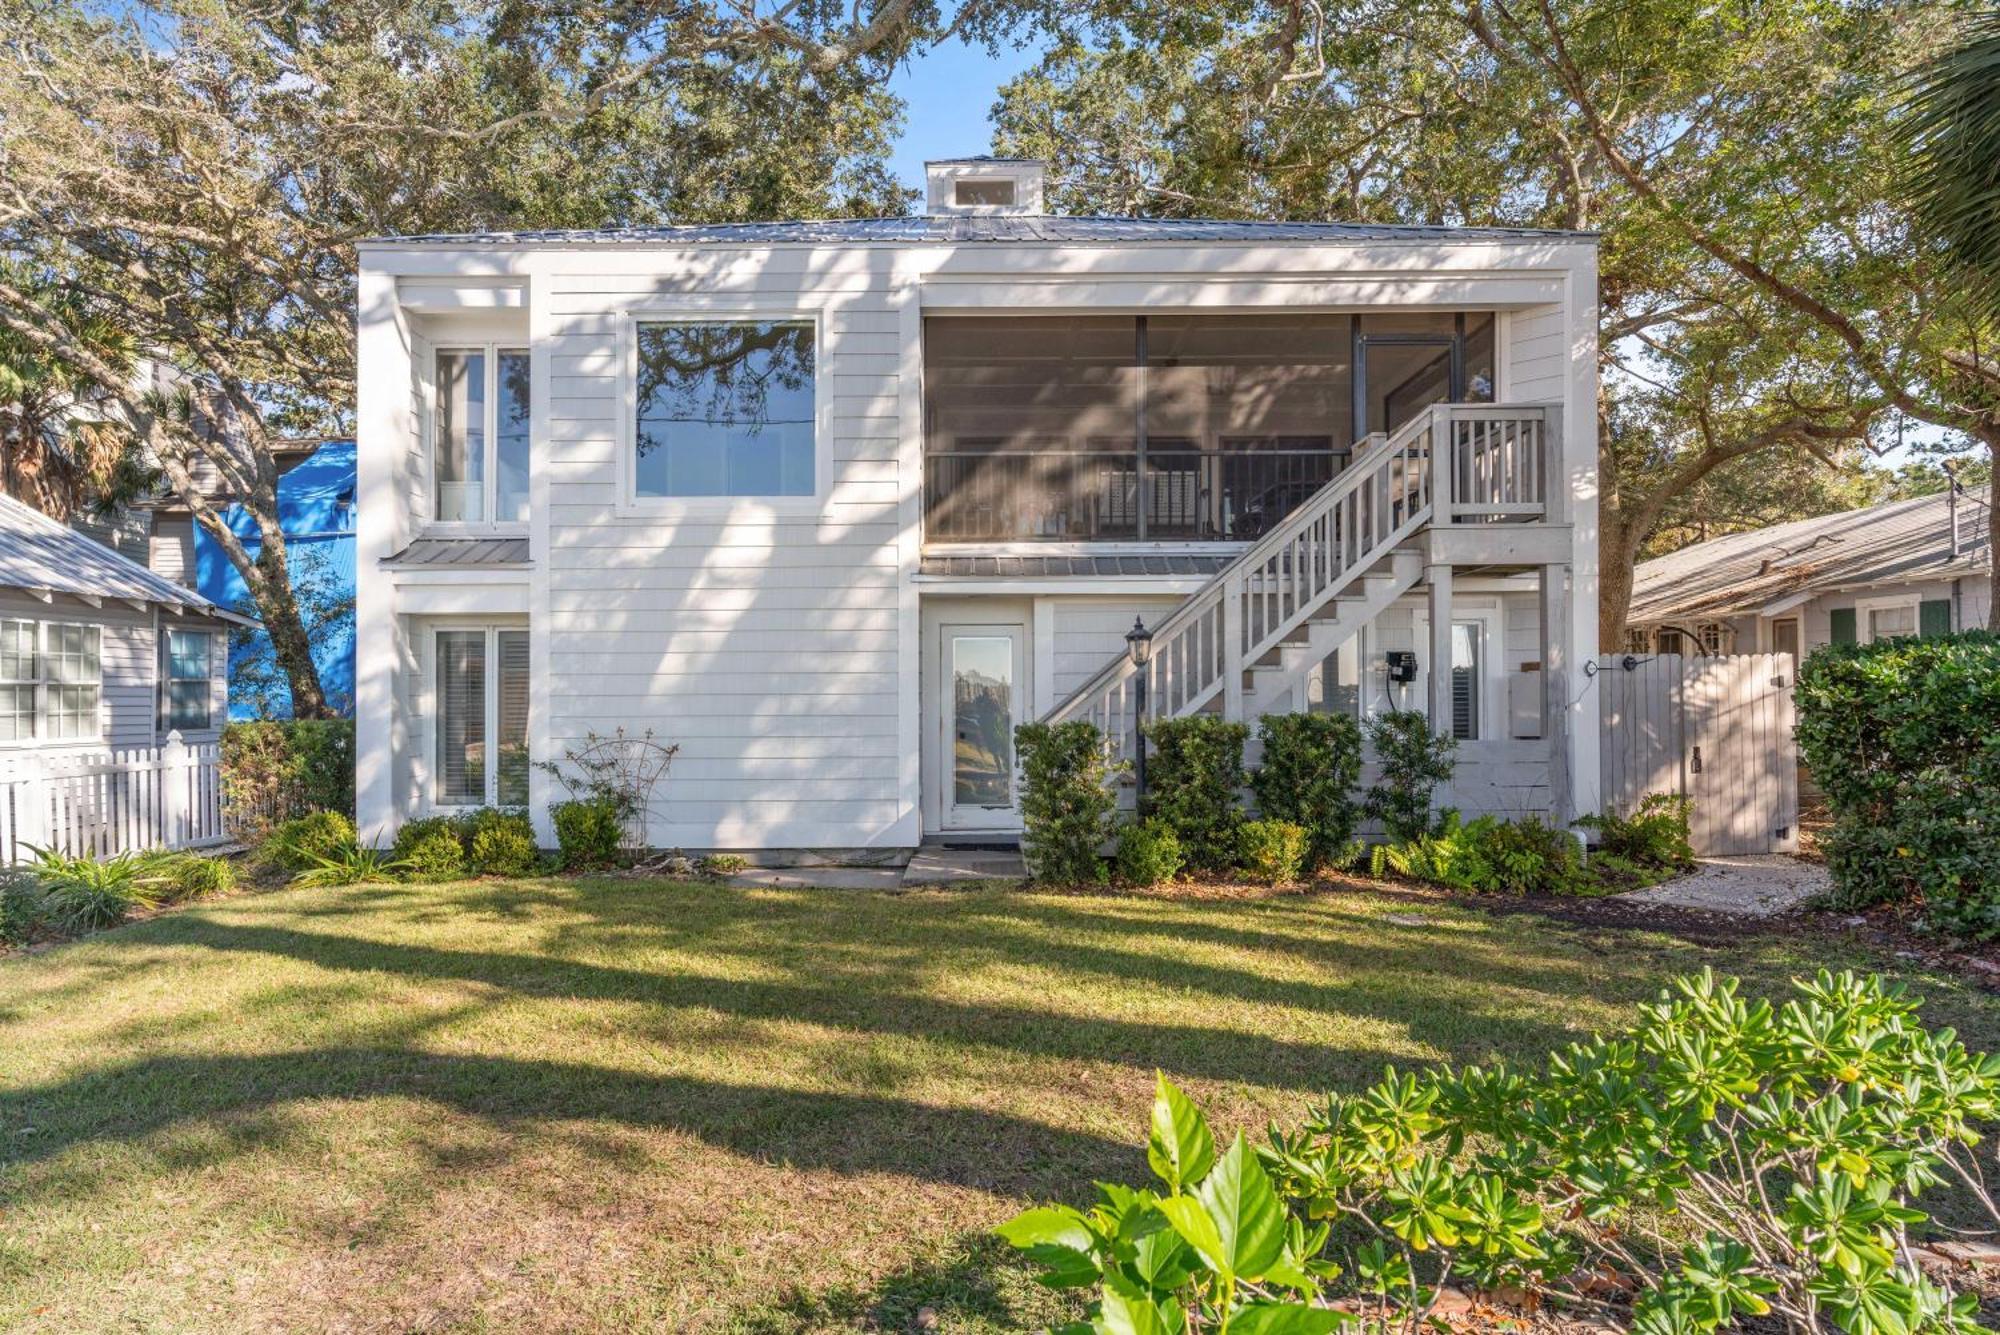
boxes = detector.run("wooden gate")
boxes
[1598,652,1798,856]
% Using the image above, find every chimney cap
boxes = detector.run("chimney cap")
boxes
[925,158,1046,216]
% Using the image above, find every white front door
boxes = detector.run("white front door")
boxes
[939,623,1026,831]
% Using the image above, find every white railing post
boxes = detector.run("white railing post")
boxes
[1222,572,1246,720]
[162,730,188,850]
[1431,403,1456,524]
[10,753,43,862]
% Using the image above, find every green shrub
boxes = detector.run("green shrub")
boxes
[997,969,1998,1335]
[0,876,46,944]
[697,853,750,876]
[551,796,625,870]
[21,847,167,933]
[1114,819,1184,887]
[391,817,467,881]
[1237,818,1308,885]
[1363,708,1457,843]
[1372,810,1583,895]
[263,810,358,873]
[1577,791,1695,871]
[1250,712,1362,870]
[1797,630,2000,936]
[1015,720,1117,885]
[162,853,235,901]
[291,845,402,888]
[1144,716,1247,871]
[469,825,539,877]
[221,719,355,838]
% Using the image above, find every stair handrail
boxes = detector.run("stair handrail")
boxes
[1042,408,1444,731]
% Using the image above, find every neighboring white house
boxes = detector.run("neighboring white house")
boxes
[353,157,1600,855]
[1628,487,1992,660]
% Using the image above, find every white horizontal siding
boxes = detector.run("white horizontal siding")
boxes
[0,591,228,752]
[1050,596,1188,702]
[539,261,909,848]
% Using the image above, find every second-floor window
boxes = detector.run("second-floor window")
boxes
[434,347,529,523]
[632,320,816,498]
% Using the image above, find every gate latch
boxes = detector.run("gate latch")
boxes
[1690,745,1704,774]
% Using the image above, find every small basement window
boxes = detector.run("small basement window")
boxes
[954,178,1016,207]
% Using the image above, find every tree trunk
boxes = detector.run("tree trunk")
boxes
[236,507,330,720]
[1597,509,1643,653]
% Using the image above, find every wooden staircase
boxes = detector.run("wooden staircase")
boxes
[1040,403,1556,767]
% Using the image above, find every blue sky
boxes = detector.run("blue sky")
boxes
[884,39,1044,192]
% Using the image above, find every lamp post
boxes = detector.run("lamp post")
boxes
[1125,616,1155,817]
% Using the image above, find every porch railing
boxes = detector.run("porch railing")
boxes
[923,448,1344,543]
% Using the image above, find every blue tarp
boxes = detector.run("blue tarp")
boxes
[195,439,356,718]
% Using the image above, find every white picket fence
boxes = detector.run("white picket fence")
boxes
[0,733,226,865]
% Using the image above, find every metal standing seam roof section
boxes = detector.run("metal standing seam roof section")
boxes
[918,554,1236,578]
[1629,492,1993,623]
[382,537,533,567]
[362,214,1597,248]
[0,492,254,624]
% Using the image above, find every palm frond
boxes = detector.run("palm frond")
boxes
[1897,10,2000,325]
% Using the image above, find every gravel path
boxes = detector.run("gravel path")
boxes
[1621,855,1829,917]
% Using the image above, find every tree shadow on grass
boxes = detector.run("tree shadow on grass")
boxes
[732,1230,1081,1334]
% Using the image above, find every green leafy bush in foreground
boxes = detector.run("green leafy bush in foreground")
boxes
[1251,712,1362,871]
[1237,819,1308,886]
[391,816,468,881]
[999,969,1998,1335]
[1116,819,1185,888]
[14,846,169,933]
[1146,716,1248,872]
[551,795,625,870]
[263,810,358,873]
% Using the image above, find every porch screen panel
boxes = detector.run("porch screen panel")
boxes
[495,630,529,806]
[923,317,1137,540]
[1144,314,1352,540]
[436,630,487,805]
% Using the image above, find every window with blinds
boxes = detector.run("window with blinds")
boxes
[435,626,530,806]
[434,347,530,523]
[1449,622,1481,741]
[161,629,211,733]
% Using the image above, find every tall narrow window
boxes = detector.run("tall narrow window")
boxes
[0,621,35,741]
[45,623,100,740]
[158,628,208,733]
[435,627,530,807]
[1450,622,1481,741]
[434,348,529,523]
[436,630,487,805]
[634,321,816,498]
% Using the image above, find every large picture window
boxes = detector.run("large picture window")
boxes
[633,320,816,498]
[434,347,529,523]
[435,627,529,807]
[161,629,213,733]
[0,619,101,743]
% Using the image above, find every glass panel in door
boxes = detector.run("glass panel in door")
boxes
[946,629,1020,826]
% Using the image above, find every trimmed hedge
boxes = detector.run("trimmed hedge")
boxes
[1015,721,1117,885]
[222,720,356,837]
[1144,716,1247,871]
[1249,712,1362,869]
[1796,630,2000,937]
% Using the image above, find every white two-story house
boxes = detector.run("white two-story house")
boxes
[354,158,1600,856]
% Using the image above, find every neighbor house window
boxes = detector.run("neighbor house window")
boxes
[160,629,212,733]
[633,320,816,498]
[435,627,528,807]
[0,619,101,742]
[434,347,530,523]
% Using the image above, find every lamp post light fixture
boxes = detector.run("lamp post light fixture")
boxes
[1125,616,1155,817]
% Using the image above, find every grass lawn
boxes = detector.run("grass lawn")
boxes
[2,876,1995,1333]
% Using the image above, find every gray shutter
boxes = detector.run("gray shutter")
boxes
[1829,607,1858,645]
[1919,599,1952,638]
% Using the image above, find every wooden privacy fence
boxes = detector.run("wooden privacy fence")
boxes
[0,733,226,865]
[1598,652,1799,856]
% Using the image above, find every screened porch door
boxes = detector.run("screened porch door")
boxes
[938,624,1026,831]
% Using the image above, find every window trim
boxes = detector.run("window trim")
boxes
[615,305,830,518]
[426,343,530,533]
[1854,594,1921,644]
[158,626,215,735]
[0,618,104,748]
[426,623,530,810]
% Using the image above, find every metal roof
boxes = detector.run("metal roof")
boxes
[1630,491,1992,624]
[0,493,255,625]
[919,553,1234,578]
[364,214,1595,249]
[383,536,532,567]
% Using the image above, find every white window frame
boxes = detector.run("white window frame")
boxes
[615,304,830,519]
[0,618,103,747]
[426,343,530,532]
[425,623,529,810]
[158,626,215,735]
[1855,594,1920,644]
